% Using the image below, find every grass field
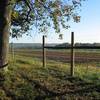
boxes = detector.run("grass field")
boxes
[0,49,100,99]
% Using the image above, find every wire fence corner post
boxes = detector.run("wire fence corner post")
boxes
[42,35,46,67]
[70,32,75,76]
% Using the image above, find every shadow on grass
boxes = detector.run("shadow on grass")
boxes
[16,59,31,65]
[0,65,100,99]
[20,71,100,100]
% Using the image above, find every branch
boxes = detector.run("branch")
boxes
[21,0,32,22]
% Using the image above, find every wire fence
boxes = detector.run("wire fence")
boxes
[9,32,100,79]
[43,32,100,77]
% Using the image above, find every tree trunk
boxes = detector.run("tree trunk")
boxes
[0,0,12,68]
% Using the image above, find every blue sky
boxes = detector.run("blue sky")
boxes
[10,0,100,43]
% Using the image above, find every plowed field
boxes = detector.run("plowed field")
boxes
[13,49,100,63]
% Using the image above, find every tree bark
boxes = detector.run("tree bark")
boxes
[0,0,12,68]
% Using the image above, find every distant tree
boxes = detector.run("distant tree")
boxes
[0,0,84,68]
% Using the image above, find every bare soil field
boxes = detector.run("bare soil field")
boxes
[13,49,100,63]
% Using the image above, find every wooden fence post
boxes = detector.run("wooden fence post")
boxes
[70,32,75,76]
[11,42,15,65]
[42,35,46,67]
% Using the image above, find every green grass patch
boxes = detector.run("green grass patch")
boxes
[0,52,100,99]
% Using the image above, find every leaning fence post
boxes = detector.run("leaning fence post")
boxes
[42,35,46,67]
[70,32,75,76]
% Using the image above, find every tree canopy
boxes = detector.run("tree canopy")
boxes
[10,0,85,38]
